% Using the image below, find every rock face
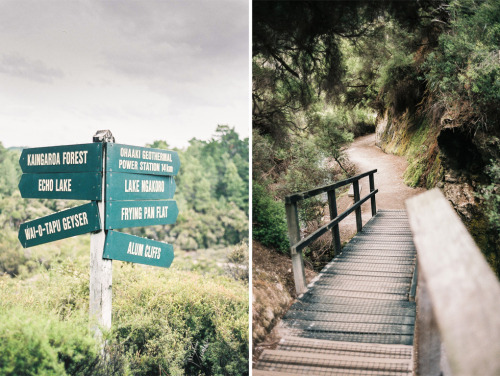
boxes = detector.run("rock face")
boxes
[252,275,292,344]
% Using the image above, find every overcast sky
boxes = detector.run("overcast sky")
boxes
[0,0,249,149]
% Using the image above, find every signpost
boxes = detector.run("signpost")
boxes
[19,172,102,200]
[105,200,178,229]
[106,172,175,201]
[19,143,103,173]
[103,231,174,268]
[18,202,101,248]
[17,131,180,332]
[106,143,180,176]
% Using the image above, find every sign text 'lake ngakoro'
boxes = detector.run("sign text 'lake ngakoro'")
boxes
[106,172,176,201]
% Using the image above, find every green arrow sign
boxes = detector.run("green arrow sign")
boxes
[19,143,103,173]
[19,172,102,200]
[106,143,180,176]
[103,231,174,268]
[105,200,178,229]
[106,172,175,201]
[18,202,101,248]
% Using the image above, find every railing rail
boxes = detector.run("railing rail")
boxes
[406,189,500,376]
[285,169,378,294]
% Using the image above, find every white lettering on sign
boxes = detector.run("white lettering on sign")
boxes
[141,150,173,162]
[121,207,143,220]
[144,206,155,219]
[156,206,168,218]
[62,151,88,165]
[144,244,161,259]
[37,179,72,192]
[139,161,160,172]
[141,180,164,192]
[118,159,138,170]
[27,153,60,166]
[120,147,141,158]
[62,212,89,230]
[124,179,139,192]
[127,242,144,256]
[55,179,72,191]
[44,220,61,235]
[161,164,174,173]
[23,211,89,241]
[38,179,54,191]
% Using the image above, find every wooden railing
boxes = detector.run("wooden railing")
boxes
[284,169,378,295]
[406,189,500,376]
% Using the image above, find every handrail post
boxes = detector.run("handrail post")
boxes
[369,172,377,216]
[285,202,307,295]
[353,180,362,232]
[327,189,341,255]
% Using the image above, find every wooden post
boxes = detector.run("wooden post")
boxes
[285,202,307,295]
[90,131,113,333]
[327,189,341,255]
[369,173,376,216]
[353,180,362,232]
[415,268,441,375]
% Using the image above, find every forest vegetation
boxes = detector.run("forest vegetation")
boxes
[0,125,249,375]
[252,0,499,348]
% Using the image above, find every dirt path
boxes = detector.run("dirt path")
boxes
[335,133,425,243]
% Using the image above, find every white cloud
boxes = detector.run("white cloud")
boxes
[0,0,249,149]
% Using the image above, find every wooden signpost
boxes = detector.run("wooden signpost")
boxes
[18,131,180,331]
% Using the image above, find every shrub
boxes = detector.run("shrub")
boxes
[252,182,290,253]
[0,308,100,376]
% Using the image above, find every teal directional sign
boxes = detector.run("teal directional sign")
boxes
[106,143,180,176]
[19,172,102,200]
[106,172,175,201]
[18,202,101,248]
[105,200,178,229]
[103,231,174,268]
[19,143,103,173]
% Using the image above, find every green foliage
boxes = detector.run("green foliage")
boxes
[478,160,500,233]
[0,308,102,376]
[0,260,249,376]
[252,182,289,253]
[170,126,249,250]
[112,267,248,376]
[424,0,500,128]
[225,242,249,283]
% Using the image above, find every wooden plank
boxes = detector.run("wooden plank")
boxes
[406,189,500,376]
[279,337,413,358]
[262,349,412,365]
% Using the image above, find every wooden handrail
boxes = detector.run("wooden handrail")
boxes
[406,189,500,376]
[285,170,378,295]
[285,169,377,204]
